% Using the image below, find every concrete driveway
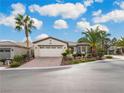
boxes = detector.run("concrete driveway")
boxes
[1,58,124,93]
[20,57,62,68]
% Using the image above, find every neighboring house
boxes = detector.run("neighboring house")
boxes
[0,41,28,59]
[33,37,90,57]
[108,46,124,55]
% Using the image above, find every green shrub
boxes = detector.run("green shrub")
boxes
[86,53,92,58]
[72,54,76,58]
[106,55,113,59]
[13,55,24,62]
[10,61,21,68]
[22,54,27,59]
[62,52,68,57]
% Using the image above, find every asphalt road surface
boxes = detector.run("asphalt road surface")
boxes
[1,58,124,93]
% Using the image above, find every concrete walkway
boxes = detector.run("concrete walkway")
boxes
[19,57,62,68]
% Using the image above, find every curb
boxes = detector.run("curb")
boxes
[0,65,71,71]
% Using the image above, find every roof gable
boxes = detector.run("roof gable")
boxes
[33,37,68,44]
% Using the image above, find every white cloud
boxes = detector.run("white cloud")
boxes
[77,20,109,32]
[84,0,94,7]
[54,19,68,29]
[84,0,103,7]
[91,24,109,32]
[93,9,124,23]
[0,15,15,28]
[0,3,25,28]
[76,21,90,30]
[0,3,43,29]
[29,3,87,19]
[11,3,25,16]
[93,1,124,23]
[35,34,49,40]
[95,0,103,3]
[56,0,64,3]
[92,9,102,16]
[114,1,124,9]
[31,18,43,29]
[120,2,124,9]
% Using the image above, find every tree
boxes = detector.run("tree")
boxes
[111,37,117,46]
[15,14,35,48]
[82,27,101,56]
[99,31,110,48]
[81,26,110,57]
[115,37,124,54]
[116,37,124,47]
[78,37,87,43]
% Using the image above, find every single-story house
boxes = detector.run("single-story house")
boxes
[108,46,124,55]
[0,41,28,59]
[68,42,90,55]
[33,37,90,57]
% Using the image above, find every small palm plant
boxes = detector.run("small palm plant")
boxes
[15,14,35,48]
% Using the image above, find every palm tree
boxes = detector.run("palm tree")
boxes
[99,31,111,50]
[82,27,101,56]
[78,37,87,43]
[116,37,124,47]
[15,14,35,48]
[82,26,110,57]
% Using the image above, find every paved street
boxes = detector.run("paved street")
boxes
[1,58,124,93]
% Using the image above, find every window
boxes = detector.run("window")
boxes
[46,46,50,49]
[0,50,4,52]
[51,46,56,49]
[5,50,10,52]
[40,46,44,49]
[82,46,86,52]
[57,46,62,49]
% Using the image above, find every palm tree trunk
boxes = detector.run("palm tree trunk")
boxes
[25,25,30,48]
[25,29,30,60]
[26,36,29,48]
[92,46,97,57]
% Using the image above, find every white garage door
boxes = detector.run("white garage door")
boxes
[39,45,64,57]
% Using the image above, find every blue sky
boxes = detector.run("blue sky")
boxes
[0,0,124,42]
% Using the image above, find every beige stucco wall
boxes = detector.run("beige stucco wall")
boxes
[0,46,28,59]
[12,47,28,58]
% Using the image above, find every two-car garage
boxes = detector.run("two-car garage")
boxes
[33,37,68,57]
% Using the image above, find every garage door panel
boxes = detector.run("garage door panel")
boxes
[39,49,63,57]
